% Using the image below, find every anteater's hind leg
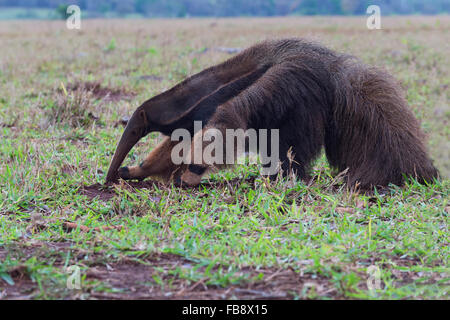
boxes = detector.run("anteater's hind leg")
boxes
[119,136,186,182]
[261,138,310,183]
[278,124,322,182]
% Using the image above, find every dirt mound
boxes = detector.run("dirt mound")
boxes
[66,81,135,102]
[81,181,164,201]
[81,176,258,201]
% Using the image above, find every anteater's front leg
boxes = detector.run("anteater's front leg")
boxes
[179,126,226,186]
[180,111,248,186]
[119,136,185,182]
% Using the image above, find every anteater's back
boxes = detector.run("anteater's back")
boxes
[242,39,439,188]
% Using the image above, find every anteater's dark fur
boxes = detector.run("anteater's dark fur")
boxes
[107,38,439,189]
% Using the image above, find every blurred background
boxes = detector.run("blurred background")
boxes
[0,0,449,19]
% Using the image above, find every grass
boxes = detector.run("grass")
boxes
[0,16,449,299]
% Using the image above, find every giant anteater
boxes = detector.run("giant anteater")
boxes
[105,38,438,190]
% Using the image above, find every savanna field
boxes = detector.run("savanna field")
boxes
[0,16,449,299]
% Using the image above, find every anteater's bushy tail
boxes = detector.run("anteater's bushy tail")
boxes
[325,58,439,189]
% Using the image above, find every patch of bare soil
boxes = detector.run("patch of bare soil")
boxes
[137,75,164,81]
[0,117,18,128]
[0,243,335,300]
[85,257,333,300]
[66,81,135,102]
[0,242,76,300]
[81,181,165,201]
[80,176,258,201]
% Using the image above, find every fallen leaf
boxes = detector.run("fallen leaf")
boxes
[63,222,123,233]
[355,199,366,209]
[335,207,355,214]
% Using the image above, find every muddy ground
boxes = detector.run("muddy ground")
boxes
[0,242,338,300]
[65,81,136,102]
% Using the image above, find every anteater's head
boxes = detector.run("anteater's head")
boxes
[105,95,197,183]
[105,106,149,183]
